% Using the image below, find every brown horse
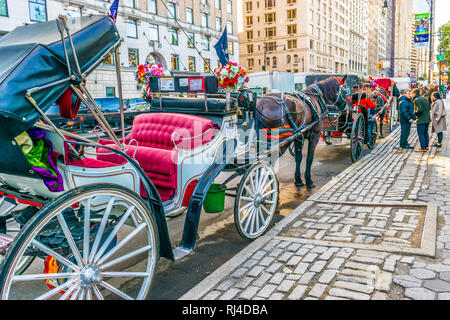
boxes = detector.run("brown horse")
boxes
[255,76,349,189]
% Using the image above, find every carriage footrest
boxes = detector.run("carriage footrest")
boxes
[173,246,192,261]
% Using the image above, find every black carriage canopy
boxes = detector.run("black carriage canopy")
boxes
[0,15,120,138]
[305,74,371,90]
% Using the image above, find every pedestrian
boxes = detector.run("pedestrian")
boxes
[431,91,447,148]
[398,89,414,149]
[412,88,431,152]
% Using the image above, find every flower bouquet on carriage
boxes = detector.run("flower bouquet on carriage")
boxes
[135,62,166,102]
[214,62,249,93]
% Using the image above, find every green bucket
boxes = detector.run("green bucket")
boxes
[203,184,226,213]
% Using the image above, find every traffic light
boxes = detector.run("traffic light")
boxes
[377,61,383,69]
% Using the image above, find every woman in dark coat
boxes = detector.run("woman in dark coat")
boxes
[398,89,415,149]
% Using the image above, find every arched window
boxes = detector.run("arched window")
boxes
[272,56,277,67]
[286,55,291,64]
[293,54,298,63]
[266,57,270,66]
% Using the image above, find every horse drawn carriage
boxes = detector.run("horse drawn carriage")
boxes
[373,78,398,133]
[0,14,351,299]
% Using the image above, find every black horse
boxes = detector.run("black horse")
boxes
[254,76,350,189]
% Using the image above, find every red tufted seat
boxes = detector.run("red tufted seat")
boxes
[97,113,214,201]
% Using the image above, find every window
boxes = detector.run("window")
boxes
[247,44,253,54]
[186,8,193,24]
[66,5,81,17]
[247,58,254,68]
[228,41,234,55]
[29,0,47,22]
[272,56,277,68]
[201,35,210,51]
[246,16,253,26]
[286,55,291,64]
[171,54,179,70]
[266,42,276,52]
[188,56,196,72]
[0,0,7,17]
[148,23,159,41]
[204,59,211,73]
[287,9,296,20]
[215,0,221,10]
[264,12,275,23]
[201,13,208,27]
[226,0,232,13]
[215,17,221,31]
[287,39,297,49]
[170,28,178,45]
[265,27,276,37]
[126,19,138,38]
[246,30,253,40]
[167,2,176,18]
[201,0,207,4]
[106,87,116,97]
[265,0,275,8]
[245,1,252,11]
[148,0,157,14]
[128,48,139,67]
[226,21,233,34]
[287,24,296,34]
[287,0,295,3]
[187,32,195,48]
[124,0,135,7]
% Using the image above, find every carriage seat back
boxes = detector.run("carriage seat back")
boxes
[130,113,214,150]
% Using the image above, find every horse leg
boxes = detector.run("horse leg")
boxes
[305,131,320,189]
[294,139,305,188]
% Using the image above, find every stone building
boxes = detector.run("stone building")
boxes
[348,0,368,75]
[0,0,239,98]
[238,0,349,74]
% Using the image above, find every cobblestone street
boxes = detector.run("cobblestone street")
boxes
[180,99,450,300]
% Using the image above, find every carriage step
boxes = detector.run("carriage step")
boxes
[173,246,192,261]
[0,197,19,218]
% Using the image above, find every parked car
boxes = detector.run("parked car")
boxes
[127,98,150,111]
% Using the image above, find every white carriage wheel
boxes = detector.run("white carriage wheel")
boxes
[0,184,159,300]
[234,163,279,241]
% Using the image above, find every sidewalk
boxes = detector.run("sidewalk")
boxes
[180,98,450,300]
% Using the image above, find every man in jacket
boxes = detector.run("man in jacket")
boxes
[412,88,431,152]
[398,89,414,149]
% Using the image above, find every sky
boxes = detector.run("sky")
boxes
[237,0,450,34]
[414,0,450,30]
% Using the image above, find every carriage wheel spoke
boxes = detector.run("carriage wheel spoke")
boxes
[78,289,86,300]
[243,207,255,232]
[260,178,274,195]
[258,207,267,225]
[99,281,134,300]
[261,204,272,219]
[86,288,93,300]
[100,272,148,278]
[57,213,84,267]
[93,205,136,264]
[254,207,260,232]
[12,272,77,282]
[35,279,77,300]
[240,196,254,202]
[89,197,115,263]
[100,245,153,271]
[69,288,82,300]
[239,201,253,214]
[83,198,91,264]
[59,284,79,300]
[258,171,270,194]
[249,205,257,235]
[240,207,254,225]
[96,223,147,266]
[262,189,276,199]
[249,173,257,194]
[31,239,80,272]
[243,184,254,197]
[92,286,104,300]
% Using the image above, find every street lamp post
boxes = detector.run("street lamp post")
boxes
[262,43,286,71]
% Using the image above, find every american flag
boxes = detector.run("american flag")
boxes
[107,0,119,23]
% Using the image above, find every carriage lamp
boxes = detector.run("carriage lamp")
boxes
[67,121,74,127]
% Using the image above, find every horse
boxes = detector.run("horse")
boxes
[255,75,350,189]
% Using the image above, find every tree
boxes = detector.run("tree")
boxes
[438,22,450,63]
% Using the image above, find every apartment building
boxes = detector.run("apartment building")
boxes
[239,0,349,75]
[392,0,413,77]
[0,0,239,98]
[348,0,368,75]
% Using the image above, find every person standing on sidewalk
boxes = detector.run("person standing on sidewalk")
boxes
[398,89,414,149]
[431,92,447,148]
[412,88,431,152]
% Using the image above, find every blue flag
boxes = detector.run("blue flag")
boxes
[214,27,230,66]
[107,0,119,23]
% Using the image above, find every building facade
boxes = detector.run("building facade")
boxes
[239,0,350,75]
[348,0,368,75]
[392,0,413,78]
[0,0,239,98]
